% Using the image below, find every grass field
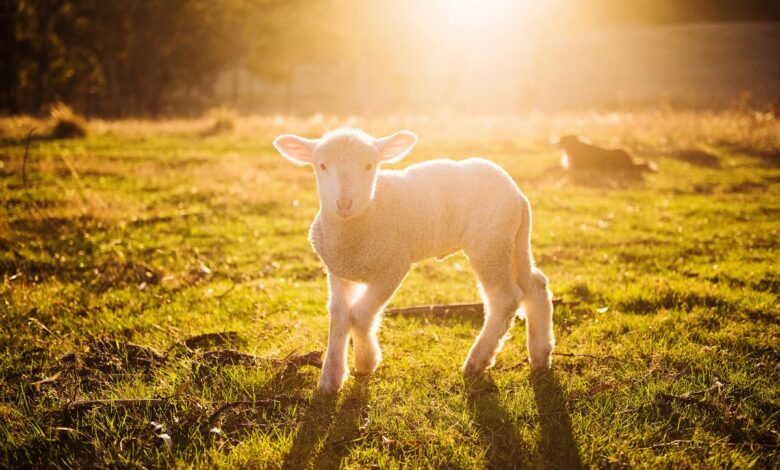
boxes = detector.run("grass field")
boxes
[0,111,778,468]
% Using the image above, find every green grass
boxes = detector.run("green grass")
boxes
[0,112,778,468]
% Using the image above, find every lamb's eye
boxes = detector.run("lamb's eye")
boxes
[365,163,372,171]
[319,163,327,171]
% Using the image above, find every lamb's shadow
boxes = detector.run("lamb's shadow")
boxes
[465,375,534,469]
[531,369,583,469]
[465,370,583,469]
[282,376,370,470]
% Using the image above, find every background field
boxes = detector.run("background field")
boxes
[0,111,778,468]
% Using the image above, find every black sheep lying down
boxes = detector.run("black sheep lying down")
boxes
[554,135,657,172]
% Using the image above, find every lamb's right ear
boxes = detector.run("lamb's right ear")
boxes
[273,134,318,166]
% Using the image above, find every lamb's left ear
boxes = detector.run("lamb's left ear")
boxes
[374,130,417,163]
[273,134,318,166]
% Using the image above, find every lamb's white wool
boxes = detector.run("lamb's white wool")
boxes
[273,128,554,393]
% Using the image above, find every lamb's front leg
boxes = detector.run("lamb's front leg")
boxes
[350,268,408,376]
[319,274,356,394]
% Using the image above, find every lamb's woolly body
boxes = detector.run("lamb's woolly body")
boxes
[273,128,554,393]
[310,158,524,283]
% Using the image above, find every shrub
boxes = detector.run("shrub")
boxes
[48,101,88,139]
[203,107,237,136]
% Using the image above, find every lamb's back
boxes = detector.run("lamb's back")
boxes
[373,158,523,261]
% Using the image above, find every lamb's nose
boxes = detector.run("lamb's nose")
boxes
[336,199,353,211]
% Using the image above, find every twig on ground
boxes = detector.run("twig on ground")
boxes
[553,352,618,361]
[498,351,618,371]
[32,371,63,390]
[385,298,580,317]
[385,302,484,316]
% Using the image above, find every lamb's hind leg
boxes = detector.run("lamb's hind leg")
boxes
[523,268,554,370]
[463,239,524,376]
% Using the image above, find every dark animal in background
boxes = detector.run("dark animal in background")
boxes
[554,135,657,172]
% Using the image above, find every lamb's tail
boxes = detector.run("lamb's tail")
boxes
[513,194,548,293]
[514,193,555,369]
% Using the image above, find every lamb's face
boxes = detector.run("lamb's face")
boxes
[311,136,380,219]
[553,135,582,169]
[273,128,417,221]
[553,135,582,152]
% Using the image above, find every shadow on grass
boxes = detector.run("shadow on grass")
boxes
[282,376,370,470]
[531,369,583,470]
[466,375,534,469]
[466,370,582,469]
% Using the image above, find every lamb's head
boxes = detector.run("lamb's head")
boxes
[553,135,582,151]
[273,128,417,220]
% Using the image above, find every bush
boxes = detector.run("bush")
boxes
[203,107,236,136]
[48,102,88,139]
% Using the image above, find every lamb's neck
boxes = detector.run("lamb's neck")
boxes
[319,207,373,238]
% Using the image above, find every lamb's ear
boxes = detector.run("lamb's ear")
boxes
[273,134,318,166]
[374,130,417,163]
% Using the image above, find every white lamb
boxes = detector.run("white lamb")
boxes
[273,128,554,393]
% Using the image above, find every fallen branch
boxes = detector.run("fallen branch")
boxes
[385,303,484,316]
[552,352,618,361]
[385,298,579,317]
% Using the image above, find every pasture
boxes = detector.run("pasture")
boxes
[1,112,778,468]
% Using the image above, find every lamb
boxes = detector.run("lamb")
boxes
[554,135,658,172]
[273,128,554,393]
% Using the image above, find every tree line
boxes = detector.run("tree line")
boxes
[1,0,777,118]
[0,0,351,117]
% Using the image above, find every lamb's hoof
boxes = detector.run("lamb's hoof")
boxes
[528,353,552,371]
[318,369,347,395]
[462,357,491,377]
[353,357,381,376]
